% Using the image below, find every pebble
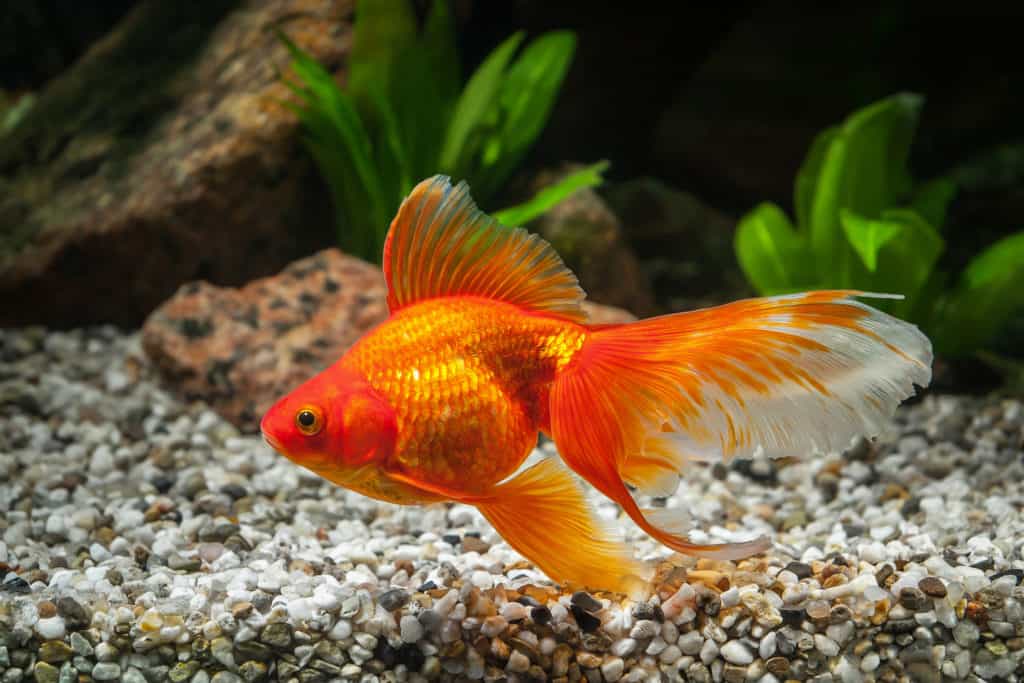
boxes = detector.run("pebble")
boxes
[720,640,753,665]
[377,588,409,611]
[1,328,1021,681]
[400,615,424,643]
[91,663,121,680]
[918,576,947,597]
[571,591,603,613]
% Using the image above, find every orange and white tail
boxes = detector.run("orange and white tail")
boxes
[549,290,932,560]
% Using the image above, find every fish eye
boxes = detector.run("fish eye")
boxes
[295,407,322,436]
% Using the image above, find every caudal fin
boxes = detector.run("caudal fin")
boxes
[549,290,932,560]
[474,457,652,598]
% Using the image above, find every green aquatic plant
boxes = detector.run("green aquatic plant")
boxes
[279,0,605,263]
[734,92,1024,358]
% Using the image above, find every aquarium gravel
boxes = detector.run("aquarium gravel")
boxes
[1,326,1023,683]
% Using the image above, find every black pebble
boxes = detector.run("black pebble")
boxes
[398,643,425,671]
[992,569,1024,584]
[374,640,398,667]
[570,591,602,613]
[220,484,248,500]
[516,595,541,608]
[417,581,437,592]
[378,588,410,611]
[780,607,805,627]
[2,576,30,594]
[784,561,813,579]
[442,534,461,545]
[530,606,551,625]
[570,604,601,632]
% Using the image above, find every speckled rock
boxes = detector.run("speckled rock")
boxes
[142,248,637,431]
[0,0,349,328]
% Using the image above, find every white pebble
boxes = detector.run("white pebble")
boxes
[720,640,753,665]
[400,615,424,643]
[35,616,66,640]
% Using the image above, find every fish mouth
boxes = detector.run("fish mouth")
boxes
[262,433,283,453]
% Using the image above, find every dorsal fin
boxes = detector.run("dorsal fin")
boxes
[382,175,587,322]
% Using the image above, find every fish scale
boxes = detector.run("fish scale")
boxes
[343,296,586,492]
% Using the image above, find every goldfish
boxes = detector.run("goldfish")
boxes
[261,175,932,596]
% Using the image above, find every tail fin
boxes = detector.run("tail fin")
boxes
[549,290,932,560]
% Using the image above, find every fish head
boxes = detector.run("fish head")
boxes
[260,364,397,477]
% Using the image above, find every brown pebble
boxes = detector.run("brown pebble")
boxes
[822,573,848,589]
[918,576,947,598]
[232,602,253,619]
[765,656,789,675]
[875,564,895,585]
[461,536,491,554]
[576,652,601,669]
[805,600,830,620]
[37,600,57,618]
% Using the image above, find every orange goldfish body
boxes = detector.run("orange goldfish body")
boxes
[261,176,932,596]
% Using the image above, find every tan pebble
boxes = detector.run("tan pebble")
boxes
[37,601,57,619]
[232,602,253,619]
[823,574,848,589]
[870,599,890,626]
[576,652,601,669]
[491,637,510,661]
[806,600,830,620]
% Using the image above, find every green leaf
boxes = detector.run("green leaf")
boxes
[492,161,608,227]
[794,126,838,231]
[440,31,525,178]
[347,0,418,113]
[930,232,1024,355]
[807,93,923,282]
[961,230,1024,290]
[866,208,944,317]
[279,32,388,261]
[839,209,904,272]
[836,92,921,214]
[910,177,957,230]
[734,203,815,296]
[420,0,460,111]
[471,31,577,202]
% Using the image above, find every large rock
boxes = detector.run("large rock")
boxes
[142,248,635,432]
[528,165,657,317]
[605,177,752,312]
[0,0,352,328]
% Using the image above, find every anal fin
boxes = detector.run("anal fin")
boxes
[475,458,652,598]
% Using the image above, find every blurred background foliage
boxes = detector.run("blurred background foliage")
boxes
[0,0,1021,390]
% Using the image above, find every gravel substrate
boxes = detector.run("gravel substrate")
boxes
[1,326,1023,683]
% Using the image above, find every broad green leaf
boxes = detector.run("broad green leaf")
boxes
[910,177,957,230]
[867,208,944,317]
[471,31,577,202]
[440,31,525,177]
[933,231,1024,355]
[839,209,903,272]
[808,134,859,285]
[347,0,418,113]
[734,203,815,296]
[930,230,1024,356]
[836,92,921,214]
[492,161,608,227]
[794,126,838,231]
[807,93,922,283]
[960,230,1024,290]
